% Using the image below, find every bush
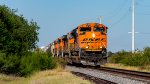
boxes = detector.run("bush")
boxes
[120,53,144,66]
[54,57,67,69]
[108,47,150,67]
[20,52,56,76]
[0,54,20,74]
[0,52,6,68]
[0,52,56,76]
[108,50,131,63]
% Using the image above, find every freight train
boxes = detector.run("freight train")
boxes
[49,23,108,66]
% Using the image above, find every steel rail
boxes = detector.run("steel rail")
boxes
[89,66,150,83]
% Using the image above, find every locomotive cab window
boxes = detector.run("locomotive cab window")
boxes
[94,27,105,33]
[80,27,91,32]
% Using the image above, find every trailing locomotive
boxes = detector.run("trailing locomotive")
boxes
[50,23,108,66]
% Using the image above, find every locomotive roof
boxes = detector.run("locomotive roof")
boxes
[78,23,106,27]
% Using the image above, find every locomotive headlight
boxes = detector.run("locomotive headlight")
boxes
[100,46,102,48]
[92,33,95,38]
[86,46,89,48]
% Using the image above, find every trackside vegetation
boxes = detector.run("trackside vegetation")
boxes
[108,47,150,69]
[0,51,56,76]
[0,5,56,76]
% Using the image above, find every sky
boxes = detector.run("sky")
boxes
[0,0,150,52]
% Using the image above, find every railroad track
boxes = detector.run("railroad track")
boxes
[85,66,150,83]
[71,71,116,84]
[67,64,150,83]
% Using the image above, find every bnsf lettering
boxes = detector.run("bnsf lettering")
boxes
[83,38,100,41]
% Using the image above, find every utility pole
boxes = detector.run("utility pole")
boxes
[100,16,102,24]
[132,0,135,53]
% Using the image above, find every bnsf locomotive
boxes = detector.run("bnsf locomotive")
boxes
[50,23,108,66]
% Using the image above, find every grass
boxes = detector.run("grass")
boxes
[0,74,26,84]
[0,66,92,84]
[103,63,150,72]
[30,68,92,84]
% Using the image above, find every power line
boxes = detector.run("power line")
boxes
[108,0,129,19]
[138,33,150,35]
[136,13,150,15]
[108,7,131,27]
[135,0,150,7]
[103,0,131,27]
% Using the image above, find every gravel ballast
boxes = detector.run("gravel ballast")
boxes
[66,66,148,84]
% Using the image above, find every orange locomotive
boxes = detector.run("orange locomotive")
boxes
[54,40,58,57]
[57,35,68,57]
[51,22,108,65]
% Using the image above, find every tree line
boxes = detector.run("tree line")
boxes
[0,5,39,56]
[0,5,55,76]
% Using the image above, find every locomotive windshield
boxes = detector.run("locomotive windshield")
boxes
[80,27,91,32]
[94,27,105,32]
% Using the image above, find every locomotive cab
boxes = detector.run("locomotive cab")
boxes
[77,23,108,65]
